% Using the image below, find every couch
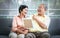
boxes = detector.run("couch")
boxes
[0,16,12,38]
[0,16,60,38]
[48,17,60,38]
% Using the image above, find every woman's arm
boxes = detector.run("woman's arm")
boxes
[17,28,28,34]
[12,17,28,34]
[17,25,28,34]
[12,17,17,32]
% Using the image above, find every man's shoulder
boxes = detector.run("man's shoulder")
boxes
[45,15,50,19]
[45,15,50,18]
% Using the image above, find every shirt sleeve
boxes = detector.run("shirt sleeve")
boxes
[12,16,17,32]
[44,17,50,28]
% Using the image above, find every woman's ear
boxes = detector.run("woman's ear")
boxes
[20,10,21,12]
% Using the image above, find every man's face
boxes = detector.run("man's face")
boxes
[37,4,46,15]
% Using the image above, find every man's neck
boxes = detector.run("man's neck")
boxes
[38,14,45,17]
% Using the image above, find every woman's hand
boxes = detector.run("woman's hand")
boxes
[23,30,28,34]
[17,25,28,30]
[17,25,28,34]
[17,28,28,35]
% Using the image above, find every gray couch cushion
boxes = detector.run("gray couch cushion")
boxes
[48,18,60,35]
[0,17,12,35]
[51,35,60,38]
[0,35,9,38]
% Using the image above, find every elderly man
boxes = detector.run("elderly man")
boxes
[26,4,50,38]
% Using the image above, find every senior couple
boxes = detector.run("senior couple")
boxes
[9,4,50,38]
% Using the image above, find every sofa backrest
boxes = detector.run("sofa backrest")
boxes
[0,17,12,35]
[48,18,60,35]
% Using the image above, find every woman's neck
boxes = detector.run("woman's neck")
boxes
[18,13,25,19]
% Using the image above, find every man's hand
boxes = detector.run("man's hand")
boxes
[32,14,38,20]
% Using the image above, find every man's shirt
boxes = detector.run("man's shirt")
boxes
[29,14,50,32]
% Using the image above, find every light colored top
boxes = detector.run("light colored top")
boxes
[12,16,24,31]
[29,14,50,32]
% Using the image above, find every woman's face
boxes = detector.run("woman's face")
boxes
[21,8,28,17]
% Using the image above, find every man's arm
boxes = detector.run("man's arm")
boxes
[32,15,47,29]
[35,18,47,29]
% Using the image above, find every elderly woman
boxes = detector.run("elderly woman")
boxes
[9,5,29,38]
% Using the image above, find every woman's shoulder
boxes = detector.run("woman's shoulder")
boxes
[13,16,19,20]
